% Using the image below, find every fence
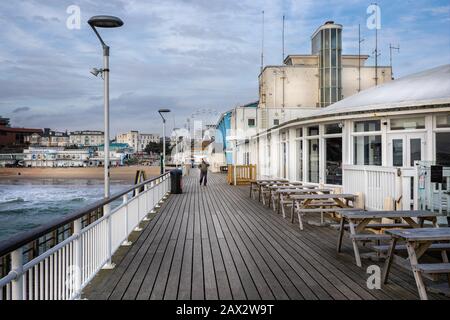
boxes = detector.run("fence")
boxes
[343,165,402,210]
[227,165,257,185]
[0,172,170,300]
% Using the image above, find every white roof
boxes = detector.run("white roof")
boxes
[313,64,450,118]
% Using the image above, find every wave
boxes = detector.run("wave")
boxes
[0,197,25,205]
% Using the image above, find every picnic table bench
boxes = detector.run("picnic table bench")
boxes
[249,179,289,200]
[289,193,357,230]
[274,188,333,217]
[337,210,439,267]
[382,227,450,300]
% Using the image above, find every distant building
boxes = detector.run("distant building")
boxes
[69,130,104,147]
[23,147,91,167]
[116,131,160,153]
[0,117,42,151]
[0,153,25,167]
[30,128,70,147]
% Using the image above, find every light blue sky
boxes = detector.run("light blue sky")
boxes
[0,0,449,135]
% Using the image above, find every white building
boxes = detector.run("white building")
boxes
[23,147,91,167]
[69,130,104,147]
[116,131,160,153]
[240,65,450,215]
[258,21,392,129]
[30,129,70,147]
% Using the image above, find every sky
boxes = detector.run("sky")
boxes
[0,0,449,135]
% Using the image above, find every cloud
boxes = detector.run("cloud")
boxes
[12,107,30,113]
[0,0,449,135]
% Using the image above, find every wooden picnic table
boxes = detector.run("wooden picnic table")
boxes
[249,179,288,199]
[382,227,450,300]
[274,188,333,216]
[290,193,357,230]
[337,210,439,267]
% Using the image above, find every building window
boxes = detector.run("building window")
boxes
[248,118,256,127]
[281,142,288,178]
[308,126,319,136]
[325,123,342,134]
[353,135,382,165]
[325,137,342,185]
[436,132,450,166]
[296,128,303,138]
[354,120,381,132]
[296,140,303,181]
[436,114,450,128]
[273,119,280,126]
[390,117,425,130]
[308,139,319,183]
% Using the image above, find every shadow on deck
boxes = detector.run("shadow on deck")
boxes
[83,171,448,300]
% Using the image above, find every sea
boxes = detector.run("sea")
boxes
[0,179,133,243]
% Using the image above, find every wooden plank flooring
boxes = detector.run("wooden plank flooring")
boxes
[83,171,449,300]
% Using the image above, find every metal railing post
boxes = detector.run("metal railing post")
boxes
[73,218,82,298]
[102,203,115,269]
[122,195,132,246]
[143,184,150,221]
[11,248,23,300]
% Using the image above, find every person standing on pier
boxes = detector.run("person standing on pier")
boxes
[199,158,209,186]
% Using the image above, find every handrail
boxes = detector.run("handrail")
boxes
[0,172,169,258]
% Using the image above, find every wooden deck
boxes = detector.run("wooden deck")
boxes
[83,171,448,300]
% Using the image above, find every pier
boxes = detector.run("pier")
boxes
[82,171,446,300]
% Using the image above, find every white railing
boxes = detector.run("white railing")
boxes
[0,173,171,300]
[343,165,401,211]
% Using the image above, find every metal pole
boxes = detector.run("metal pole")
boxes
[11,248,23,300]
[358,24,361,92]
[103,46,110,199]
[103,46,114,269]
[162,119,166,173]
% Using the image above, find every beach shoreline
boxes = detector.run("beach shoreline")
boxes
[0,166,162,181]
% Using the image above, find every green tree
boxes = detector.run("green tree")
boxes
[144,141,172,155]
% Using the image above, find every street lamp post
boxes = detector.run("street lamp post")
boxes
[158,109,171,174]
[88,15,123,269]
[88,15,123,199]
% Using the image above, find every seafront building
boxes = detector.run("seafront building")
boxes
[116,131,160,153]
[30,128,70,147]
[0,117,42,152]
[23,147,92,167]
[22,143,131,167]
[69,130,104,147]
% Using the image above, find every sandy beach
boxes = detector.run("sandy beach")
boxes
[0,166,162,181]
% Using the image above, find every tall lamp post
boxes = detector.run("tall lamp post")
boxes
[88,15,123,199]
[158,109,171,174]
[88,15,123,269]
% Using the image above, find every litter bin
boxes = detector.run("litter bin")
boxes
[170,169,183,194]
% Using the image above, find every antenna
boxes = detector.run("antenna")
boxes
[373,2,380,86]
[260,10,265,73]
[358,24,365,92]
[282,14,285,64]
[389,43,400,79]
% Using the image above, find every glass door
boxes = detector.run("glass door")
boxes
[388,133,425,167]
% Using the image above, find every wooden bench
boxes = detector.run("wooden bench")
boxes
[294,207,360,230]
[415,263,450,274]
[374,243,450,254]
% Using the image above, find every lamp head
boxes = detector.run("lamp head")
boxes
[88,15,124,28]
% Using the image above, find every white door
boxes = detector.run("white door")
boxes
[387,133,425,167]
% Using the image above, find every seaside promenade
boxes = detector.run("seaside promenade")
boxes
[82,170,447,300]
